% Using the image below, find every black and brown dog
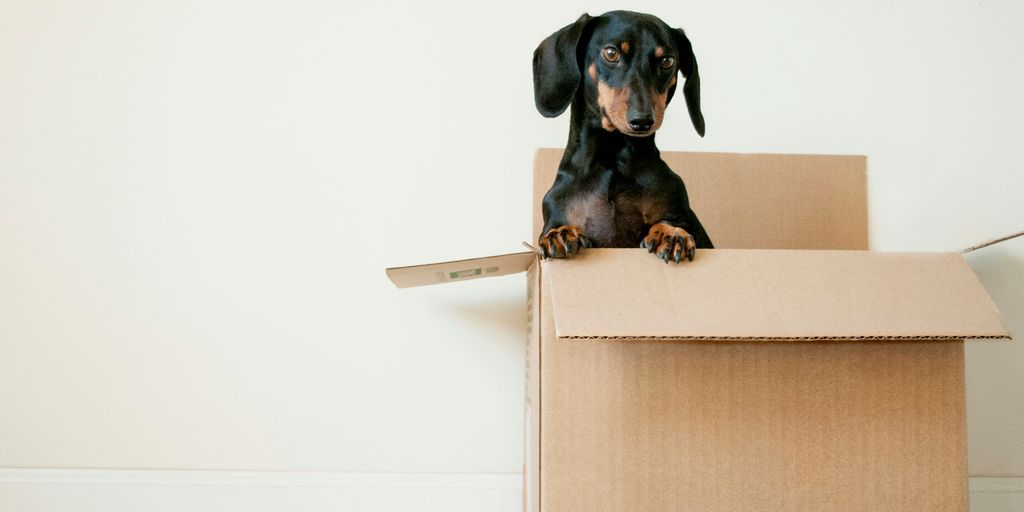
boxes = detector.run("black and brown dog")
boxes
[534,10,712,263]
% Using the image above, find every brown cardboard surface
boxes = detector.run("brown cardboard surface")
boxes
[538,278,969,510]
[533,148,868,250]
[539,270,969,511]
[544,248,1009,341]
[385,251,535,288]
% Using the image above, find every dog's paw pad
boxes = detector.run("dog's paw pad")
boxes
[539,225,589,259]
[641,223,696,263]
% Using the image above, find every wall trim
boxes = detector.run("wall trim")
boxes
[0,467,522,488]
[970,476,1024,492]
[0,468,524,512]
[970,477,1024,512]
[1,469,1020,512]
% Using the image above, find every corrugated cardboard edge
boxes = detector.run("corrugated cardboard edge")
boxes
[524,256,543,512]
[557,334,1009,341]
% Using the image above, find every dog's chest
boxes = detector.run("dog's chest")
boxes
[565,172,647,248]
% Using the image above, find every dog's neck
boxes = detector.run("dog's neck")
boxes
[563,97,660,177]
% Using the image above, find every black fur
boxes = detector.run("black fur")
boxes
[533,10,712,263]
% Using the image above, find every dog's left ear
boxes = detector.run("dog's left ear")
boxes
[671,28,705,137]
[533,13,593,118]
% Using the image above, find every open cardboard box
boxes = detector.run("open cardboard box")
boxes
[387,149,1011,511]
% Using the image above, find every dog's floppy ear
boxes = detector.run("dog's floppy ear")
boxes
[533,13,593,118]
[672,28,705,137]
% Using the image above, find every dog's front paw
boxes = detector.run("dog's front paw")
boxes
[539,225,590,259]
[641,222,696,263]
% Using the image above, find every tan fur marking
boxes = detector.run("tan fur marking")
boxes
[588,62,597,80]
[652,87,669,132]
[620,41,630,54]
[642,222,696,261]
[539,225,585,258]
[654,46,665,58]
[597,81,631,133]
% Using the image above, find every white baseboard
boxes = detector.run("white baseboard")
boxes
[0,468,522,512]
[970,477,1024,512]
[0,469,1020,512]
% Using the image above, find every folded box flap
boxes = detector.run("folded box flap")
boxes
[545,249,1009,341]
[387,251,536,288]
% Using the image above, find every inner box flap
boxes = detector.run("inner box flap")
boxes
[533,149,869,250]
[545,248,1009,341]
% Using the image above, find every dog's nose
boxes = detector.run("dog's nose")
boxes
[628,113,654,132]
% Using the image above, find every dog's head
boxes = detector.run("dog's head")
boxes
[533,10,704,137]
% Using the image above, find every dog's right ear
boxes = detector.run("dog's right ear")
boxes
[672,28,705,137]
[533,13,593,118]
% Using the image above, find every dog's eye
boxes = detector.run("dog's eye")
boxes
[659,57,675,70]
[602,47,620,63]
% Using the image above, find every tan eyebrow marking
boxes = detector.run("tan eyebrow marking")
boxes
[620,41,630,54]
[654,47,665,58]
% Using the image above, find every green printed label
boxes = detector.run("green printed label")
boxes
[449,268,482,279]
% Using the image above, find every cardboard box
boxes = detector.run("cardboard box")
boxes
[387,149,1010,511]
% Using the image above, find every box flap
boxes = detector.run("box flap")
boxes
[386,251,536,288]
[545,249,1009,341]
[961,229,1024,253]
[533,149,868,250]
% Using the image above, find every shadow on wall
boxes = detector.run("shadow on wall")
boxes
[967,245,1024,339]
[445,291,527,341]
[963,242,1024,475]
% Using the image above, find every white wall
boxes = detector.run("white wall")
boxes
[1,0,1021,491]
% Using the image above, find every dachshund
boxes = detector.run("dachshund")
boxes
[533,10,712,263]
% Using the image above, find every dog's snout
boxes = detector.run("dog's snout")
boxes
[627,112,655,132]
